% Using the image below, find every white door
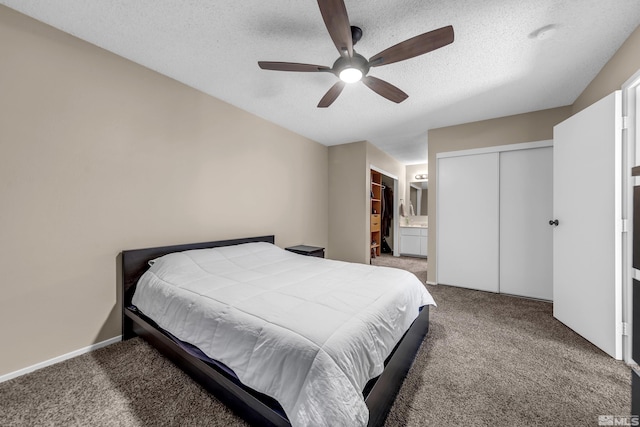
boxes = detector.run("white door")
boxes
[553,91,623,359]
[500,147,553,300]
[437,153,500,292]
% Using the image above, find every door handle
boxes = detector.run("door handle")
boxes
[549,219,559,226]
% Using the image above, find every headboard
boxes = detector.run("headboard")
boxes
[121,235,275,308]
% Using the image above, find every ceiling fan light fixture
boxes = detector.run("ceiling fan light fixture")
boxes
[339,67,363,83]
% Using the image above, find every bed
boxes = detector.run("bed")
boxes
[122,235,433,426]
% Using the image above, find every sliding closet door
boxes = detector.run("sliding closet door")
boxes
[437,153,500,292]
[499,147,553,300]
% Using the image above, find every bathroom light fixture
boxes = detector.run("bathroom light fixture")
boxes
[415,174,428,180]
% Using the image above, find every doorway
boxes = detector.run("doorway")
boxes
[369,166,398,263]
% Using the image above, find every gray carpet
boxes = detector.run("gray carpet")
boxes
[0,254,631,426]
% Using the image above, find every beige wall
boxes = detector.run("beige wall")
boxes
[573,25,640,113]
[328,141,367,263]
[328,141,406,264]
[0,6,328,376]
[426,107,572,283]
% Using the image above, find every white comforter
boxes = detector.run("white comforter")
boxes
[132,242,435,427]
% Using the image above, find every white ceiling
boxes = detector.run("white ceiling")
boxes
[3,1,640,164]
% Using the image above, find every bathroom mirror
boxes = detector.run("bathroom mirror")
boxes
[409,181,428,216]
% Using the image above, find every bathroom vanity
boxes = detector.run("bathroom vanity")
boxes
[399,225,428,257]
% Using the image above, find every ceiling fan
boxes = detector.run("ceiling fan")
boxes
[258,0,454,108]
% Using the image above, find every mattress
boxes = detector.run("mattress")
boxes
[132,242,435,427]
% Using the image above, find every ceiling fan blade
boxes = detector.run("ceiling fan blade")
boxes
[361,76,408,103]
[318,81,346,108]
[317,0,353,57]
[258,61,331,72]
[368,25,454,67]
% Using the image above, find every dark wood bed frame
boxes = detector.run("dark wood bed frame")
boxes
[122,235,430,427]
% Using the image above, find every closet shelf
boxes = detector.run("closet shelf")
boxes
[370,170,382,258]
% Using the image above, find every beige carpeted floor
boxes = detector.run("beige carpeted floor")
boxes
[0,254,631,426]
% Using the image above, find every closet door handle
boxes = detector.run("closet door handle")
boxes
[549,219,559,226]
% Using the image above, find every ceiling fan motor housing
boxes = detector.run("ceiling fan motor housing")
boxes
[351,26,363,45]
[332,52,370,78]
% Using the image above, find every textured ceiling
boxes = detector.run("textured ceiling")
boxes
[2,1,640,164]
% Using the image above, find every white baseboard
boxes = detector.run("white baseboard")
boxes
[426,281,438,285]
[0,336,122,384]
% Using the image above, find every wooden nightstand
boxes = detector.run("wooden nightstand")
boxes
[285,245,325,258]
